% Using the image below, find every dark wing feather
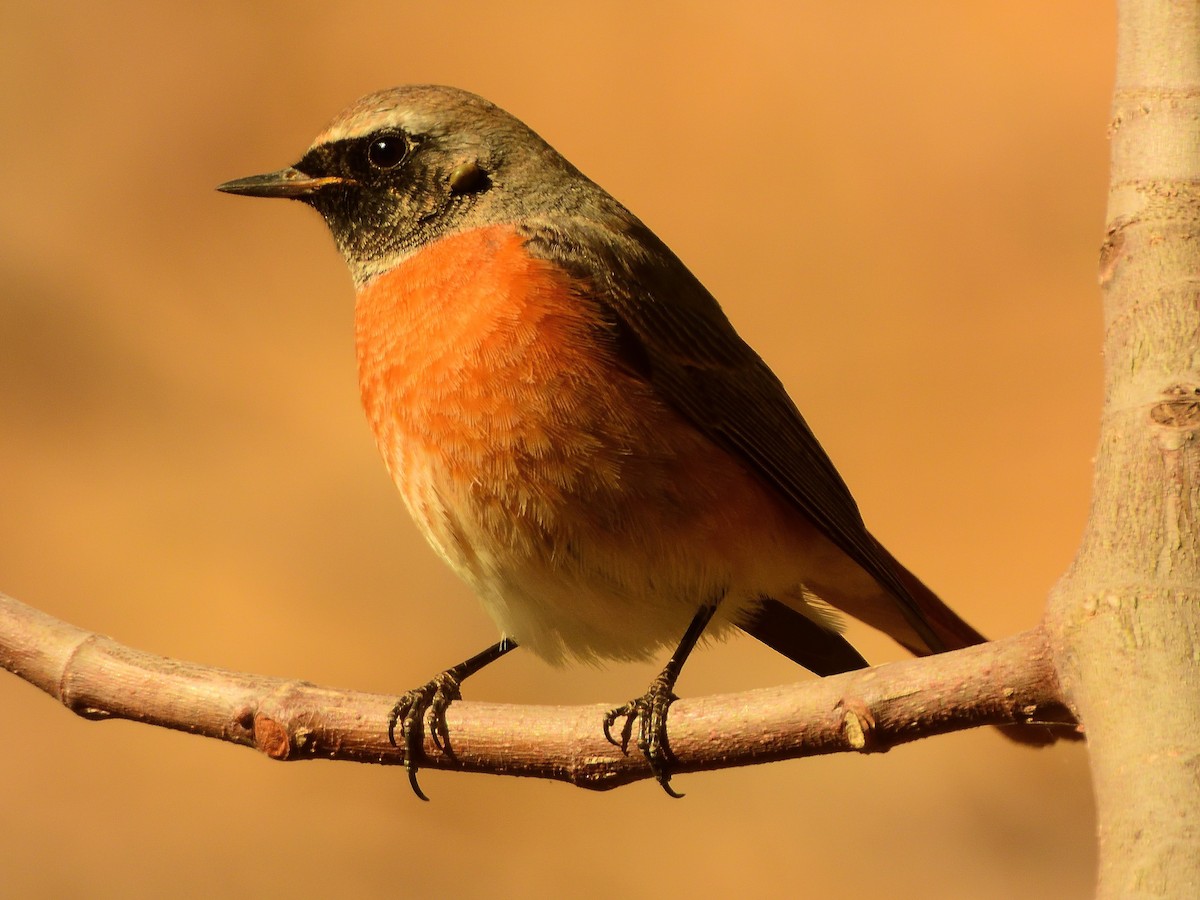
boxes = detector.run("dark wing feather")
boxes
[741,599,869,676]
[521,217,945,654]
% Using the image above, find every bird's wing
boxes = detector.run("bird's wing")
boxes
[521,217,945,655]
[741,598,870,675]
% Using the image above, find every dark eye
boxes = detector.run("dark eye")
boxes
[366,132,408,170]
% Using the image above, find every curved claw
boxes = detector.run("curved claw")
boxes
[387,688,433,801]
[384,639,519,801]
[602,704,637,752]
[386,671,465,801]
[406,768,430,802]
[604,677,682,798]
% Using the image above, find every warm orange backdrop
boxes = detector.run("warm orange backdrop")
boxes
[1,3,1109,897]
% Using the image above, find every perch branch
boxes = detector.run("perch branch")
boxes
[0,592,1076,790]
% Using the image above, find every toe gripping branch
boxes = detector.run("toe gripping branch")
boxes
[388,637,517,801]
[389,603,716,800]
[603,602,719,798]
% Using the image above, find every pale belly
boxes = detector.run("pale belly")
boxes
[391,428,822,664]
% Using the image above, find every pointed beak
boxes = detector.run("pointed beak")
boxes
[216,167,343,199]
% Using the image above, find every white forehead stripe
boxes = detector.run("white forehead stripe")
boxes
[314,105,439,145]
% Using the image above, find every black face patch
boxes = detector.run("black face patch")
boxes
[293,131,422,189]
[289,131,485,267]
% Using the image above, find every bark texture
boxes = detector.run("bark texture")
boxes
[1043,2,1200,895]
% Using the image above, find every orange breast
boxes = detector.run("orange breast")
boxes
[355,226,661,563]
[352,224,816,661]
[356,225,641,517]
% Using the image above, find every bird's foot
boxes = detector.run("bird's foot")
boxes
[385,639,518,801]
[603,669,683,798]
[387,670,464,801]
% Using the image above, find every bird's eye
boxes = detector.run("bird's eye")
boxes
[366,132,408,170]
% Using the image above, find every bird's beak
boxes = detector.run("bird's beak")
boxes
[216,167,343,199]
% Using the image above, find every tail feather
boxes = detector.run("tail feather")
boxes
[873,543,989,655]
[742,547,1081,746]
[738,598,868,676]
[877,546,1081,746]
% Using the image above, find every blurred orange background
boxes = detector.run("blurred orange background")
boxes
[1,3,1109,897]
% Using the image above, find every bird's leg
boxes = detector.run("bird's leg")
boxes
[388,637,517,800]
[604,602,718,798]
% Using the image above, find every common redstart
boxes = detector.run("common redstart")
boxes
[219,85,1055,797]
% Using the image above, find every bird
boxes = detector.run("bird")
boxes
[218,84,1057,798]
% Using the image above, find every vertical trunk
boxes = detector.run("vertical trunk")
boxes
[1044,2,1200,895]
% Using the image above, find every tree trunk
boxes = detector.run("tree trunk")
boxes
[1044,1,1200,894]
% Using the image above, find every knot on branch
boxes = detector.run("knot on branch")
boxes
[253,714,293,759]
[836,699,878,751]
[1150,384,1200,434]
